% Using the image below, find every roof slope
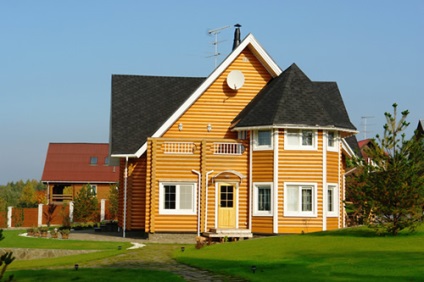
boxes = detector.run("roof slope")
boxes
[233,63,356,131]
[110,75,205,155]
[41,143,119,183]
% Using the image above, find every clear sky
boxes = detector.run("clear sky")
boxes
[1,1,423,185]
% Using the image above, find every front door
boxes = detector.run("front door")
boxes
[218,183,237,228]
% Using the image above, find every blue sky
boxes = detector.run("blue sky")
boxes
[1,1,423,185]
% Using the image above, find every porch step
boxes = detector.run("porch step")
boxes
[203,228,253,238]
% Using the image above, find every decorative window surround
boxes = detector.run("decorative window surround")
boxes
[253,129,273,150]
[327,184,339,217]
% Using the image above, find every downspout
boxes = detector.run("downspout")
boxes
[323,131,327,231]
[123,156,128,238]
[273,129,279,234]
[192,170,201,237]
[204,170,214,233]
[248,130,253,231]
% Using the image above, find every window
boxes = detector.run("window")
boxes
[159,182,196,215]
[285,129,317,150]
[238,130,247,140]
[284,183,317,217]
[90,185,97,196]
[253,183,273,216]
[90,156,98,165]
[327,184,339,217]
[327,131,339,151]
[253,129,273,150]
[104,157,109,165]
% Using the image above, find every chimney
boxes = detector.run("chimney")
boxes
[232,24,242,50]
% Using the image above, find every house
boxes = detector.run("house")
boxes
[417,120,424,138]
[110,27,357,237]
[41,143,119,204]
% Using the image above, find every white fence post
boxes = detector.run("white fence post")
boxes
[7,206,12,228]
[38,203,43,227]
[100,199,106,221]
[69,201,74,222]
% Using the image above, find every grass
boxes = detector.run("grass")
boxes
[8,268,184,281]
[175,225,424,281]
[1,230,181,281]
[3,226,424,281]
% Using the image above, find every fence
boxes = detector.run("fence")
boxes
[1,199,112,228]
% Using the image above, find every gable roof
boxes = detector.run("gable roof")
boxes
[110,33,282,157]
[41,143,119,183]
[232,63,357,132]
[110,75,205,155]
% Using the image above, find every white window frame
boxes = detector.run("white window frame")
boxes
[159,182,197,215]
[326,184,339,217]
[253,129,273,150]
[90,185,97,197]
[284,129,318,150]
[284,182,317,217]
[326,131,339,152]
[253,182,273,216]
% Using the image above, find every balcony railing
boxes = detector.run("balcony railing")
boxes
[213,142,245,155]
[163,142,195,154]
[52,194,73,202]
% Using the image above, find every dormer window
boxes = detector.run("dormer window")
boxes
[90,157,98,165]
[253,129,273,150]
[285,129,317,150]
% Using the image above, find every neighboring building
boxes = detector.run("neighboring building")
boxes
[110,28,357,237]
[417,120,424,138]
[41,143,119,204]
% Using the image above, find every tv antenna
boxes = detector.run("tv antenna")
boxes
[361,116,375,140]
[207,25,231,67]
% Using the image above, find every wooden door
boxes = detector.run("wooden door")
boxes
[218,183,237,228]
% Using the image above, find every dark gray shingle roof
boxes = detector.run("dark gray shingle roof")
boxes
[233,63,356,131]
[110,75,205,155]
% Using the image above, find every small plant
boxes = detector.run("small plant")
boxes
[43,203,57,227]
[59,228,70,239]
[0,251,15,281]
[50,229,58,239]
[26,227,34,236]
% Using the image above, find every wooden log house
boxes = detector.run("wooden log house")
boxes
[110,27,358,239]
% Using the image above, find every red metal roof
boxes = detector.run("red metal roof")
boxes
[41,143,119,183]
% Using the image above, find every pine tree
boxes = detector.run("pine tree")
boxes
[72,184,99,223]
[347,103,424,235]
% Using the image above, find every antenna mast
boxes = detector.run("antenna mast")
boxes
[207,25,230,67]
[361,116,375,140]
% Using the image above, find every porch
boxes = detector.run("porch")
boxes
[203,228,253,242]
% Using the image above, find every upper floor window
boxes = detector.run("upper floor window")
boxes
[253,129,273,150]
[253,183,273,216]
[285,129,317,150]
[327,131,339,152]
[90,156,98,165]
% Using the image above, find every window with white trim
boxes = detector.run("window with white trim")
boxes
[253,183,273,216]
[159,182,196,215]
[327,131,339,152]
[284,183,317,217]
[253,129,273,150]
[327,184,339,217]
[285,129,317,150]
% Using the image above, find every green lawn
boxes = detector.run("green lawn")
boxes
[3,226,424,281]
[175,225,424,282]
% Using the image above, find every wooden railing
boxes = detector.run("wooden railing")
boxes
[163,142,196,154]
[52,194,73,202]
[213,142,245,155]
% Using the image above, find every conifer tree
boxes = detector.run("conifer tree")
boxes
[347,103,424,235]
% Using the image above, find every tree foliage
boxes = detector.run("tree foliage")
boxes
[72,184,99,223]
[108,184,119,221]
[0,180,46,209]
[347,104,424,235]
